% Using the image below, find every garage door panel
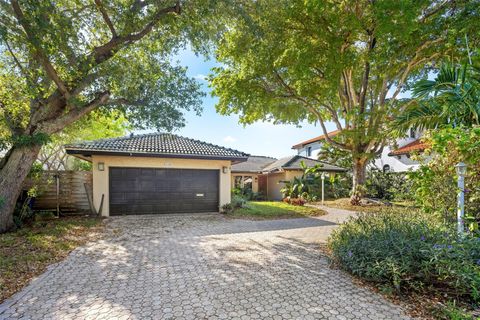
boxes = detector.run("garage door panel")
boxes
[109,167,219,215]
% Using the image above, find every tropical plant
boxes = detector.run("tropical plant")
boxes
[211,0,480,205]
[0,0,223,232]
[281,161,323,201]
[396,60,480,131]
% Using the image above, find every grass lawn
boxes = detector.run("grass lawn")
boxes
[226,201,326,220]
[319,198,417,213]
[0,215,104,303]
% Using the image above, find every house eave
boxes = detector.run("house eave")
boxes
[65,148,249,162]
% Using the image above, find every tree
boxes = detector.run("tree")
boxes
[395,59,480,131]
[0,0,219,232]
[37,110,130,171]
[210,0,480,204]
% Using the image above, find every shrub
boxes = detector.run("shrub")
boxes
[232,187,265,201]
[409,127,480,226]
[282,197,306,206]
[221,195,247,213]
[365,169,413,201]
[328,210,480,303]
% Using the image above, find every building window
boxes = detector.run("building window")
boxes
[307,146,312,157]
[409,128,416,138]
[383,164,391,173]
[234,175,253,192]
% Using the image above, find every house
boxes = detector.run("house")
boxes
[291,129,342,158]
[66,133,249,216]
[376,128,427,172]
[65,133,347,216]
[292,128,427,172]
[232,155,346,200]
[230,156,276,194]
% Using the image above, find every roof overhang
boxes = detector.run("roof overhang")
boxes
[65,148,249,163]
[281,167,347,173]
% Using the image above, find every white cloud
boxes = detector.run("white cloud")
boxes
[223,135,237,143]
[193,73,208,81]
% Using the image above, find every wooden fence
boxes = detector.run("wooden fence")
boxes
[23,171,93,213]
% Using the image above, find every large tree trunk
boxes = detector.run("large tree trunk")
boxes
[0,145,41,233]
[350,157,368,205]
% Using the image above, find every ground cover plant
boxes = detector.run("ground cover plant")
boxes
[0,214,103,302]
[328,209,480,318]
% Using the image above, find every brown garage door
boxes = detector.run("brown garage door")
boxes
[109,167,219,215]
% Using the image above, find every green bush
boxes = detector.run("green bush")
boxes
[365,169,413,201]
[328,210,480,303]
[221,195,247,213]
[409,127,480,225]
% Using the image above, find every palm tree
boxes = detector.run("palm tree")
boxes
[395,62,480,130]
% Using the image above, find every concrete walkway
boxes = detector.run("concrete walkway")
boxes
[0,207,411,320]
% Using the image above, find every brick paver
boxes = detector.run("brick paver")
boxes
[0,208,411,319]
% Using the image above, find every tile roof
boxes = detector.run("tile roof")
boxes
[65,133,249,160]
[231,156,277,173]
[262,155,346,173]
[291,130,342,149]
[388,139,428,156]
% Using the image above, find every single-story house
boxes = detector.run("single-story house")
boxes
[232,155,346,200]
[66,133,346,216]
[66,133,249,216]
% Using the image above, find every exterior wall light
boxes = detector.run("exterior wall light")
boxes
[455,162,467,235]
[98,162,105,171]
[222,166,228,174]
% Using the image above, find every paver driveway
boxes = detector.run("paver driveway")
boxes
[0,208,411,320]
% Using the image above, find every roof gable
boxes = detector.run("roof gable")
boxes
[65,133,249,160]
[231,156,277,173]
[262,155,346,172]
[291,130,341,149]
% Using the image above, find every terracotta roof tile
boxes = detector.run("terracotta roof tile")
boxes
[291,130,342,149]
[388,139,428,156]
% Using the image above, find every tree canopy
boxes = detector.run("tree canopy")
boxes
[210,0,480,202]
[0,0,226,232]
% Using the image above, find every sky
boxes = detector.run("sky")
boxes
[153,49,338,159]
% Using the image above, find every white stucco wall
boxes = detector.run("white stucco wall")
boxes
[91,155,232,216]
[295,141,323,159]
[373,147,421,172]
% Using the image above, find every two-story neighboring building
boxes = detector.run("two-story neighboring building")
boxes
[291,130,342,158]
[292,128,427,172]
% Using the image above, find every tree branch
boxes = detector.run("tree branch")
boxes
[272,69,347,149]
[10,0,70,98]
[419,0,451,22]
[94,0,117,37]
[38,92,110,134]
[4,39,27,76]
[390,38,444,102]
[87,2,181,67]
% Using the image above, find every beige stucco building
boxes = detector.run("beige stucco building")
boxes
[231,155,346,201]
[66,133,248,216]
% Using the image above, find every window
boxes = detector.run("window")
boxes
[409,128,416,138]
[307,146,312,157]
[234,175,253,192]
[234,176,243,189]
[243,176,253,191]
